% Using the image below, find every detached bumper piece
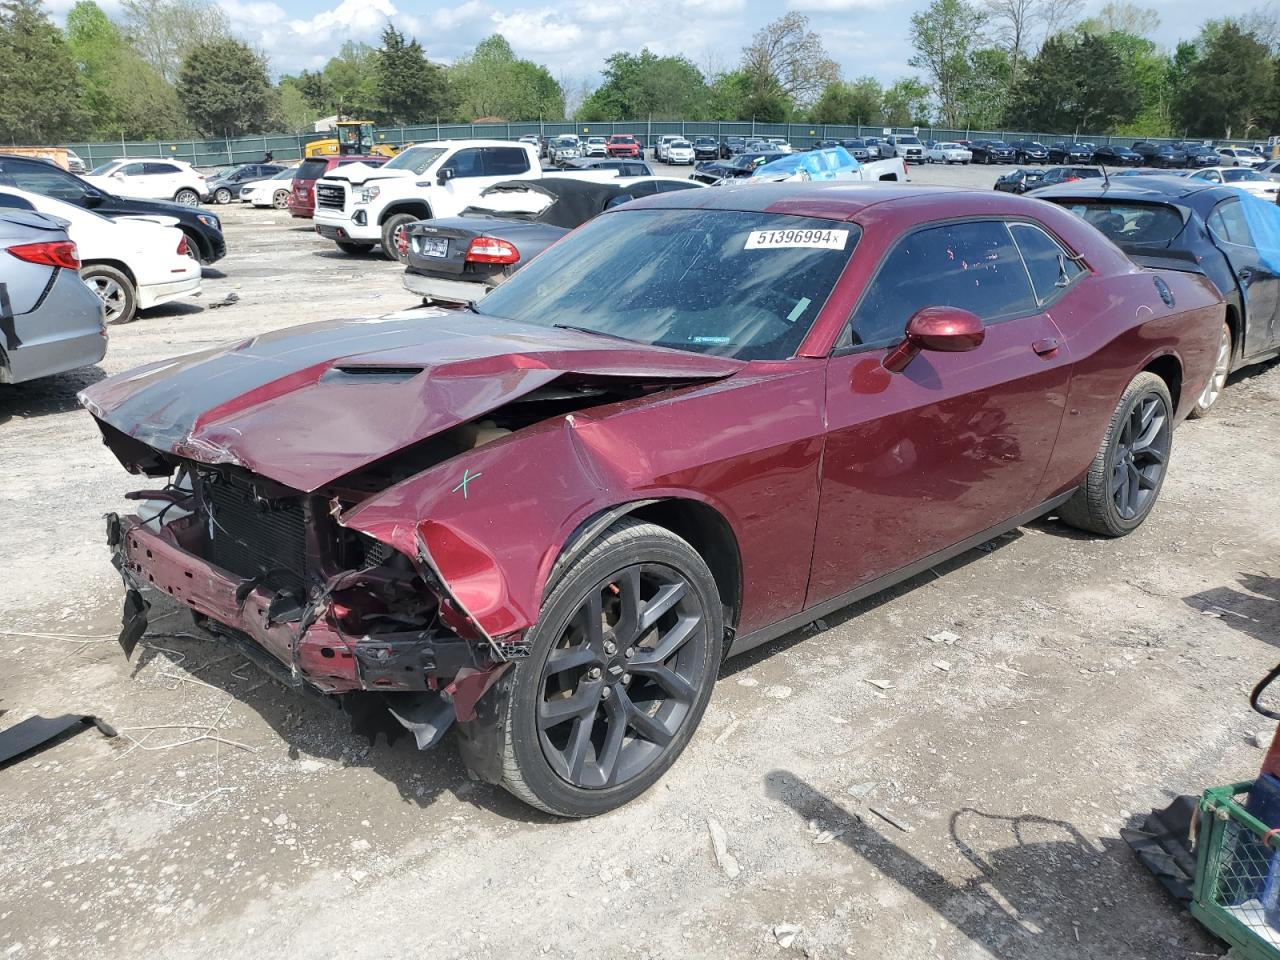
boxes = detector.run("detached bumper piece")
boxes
[0,714,117,767]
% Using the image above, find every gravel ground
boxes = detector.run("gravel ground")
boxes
[0,162,1277,960]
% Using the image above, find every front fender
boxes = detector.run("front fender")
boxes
[339,412,742,641]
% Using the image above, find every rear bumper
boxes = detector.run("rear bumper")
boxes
[403,270,493,304]
[288,202,313,218]
[0,267,106,384]
[136,274,201,311]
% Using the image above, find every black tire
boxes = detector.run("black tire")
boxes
[1189,322,1233,419]
[1059,371,1173,537]
[335,240,374,255]
[81,263,138,325]
[380,212,418,262]
[493,518,723,817]
[214,187,233,204]
[180,231,203,265]
[173,188,199,205]
[272,189,289,209]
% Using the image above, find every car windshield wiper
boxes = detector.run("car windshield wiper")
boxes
[553,323,641,345]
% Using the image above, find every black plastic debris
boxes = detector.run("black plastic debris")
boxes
[1121,794,1199,904]
[0,714,117,768]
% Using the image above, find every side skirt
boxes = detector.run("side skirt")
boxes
[727,489,1077,659]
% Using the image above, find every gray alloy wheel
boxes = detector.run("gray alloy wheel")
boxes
[272,189,290,209]
[214,187,233,204]
[81,264,137,325]
[1059,371,1173,537]
[494,518,723,817]
[1189,322,1233,419]
[173,188,200,205]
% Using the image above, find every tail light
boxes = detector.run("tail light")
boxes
[7,240,79,270]
[465,237,520,265]
[902,160,909,178]
[177,235,190,256]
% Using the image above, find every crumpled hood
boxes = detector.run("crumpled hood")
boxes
[324,163,410,186]
[79,309,743,492]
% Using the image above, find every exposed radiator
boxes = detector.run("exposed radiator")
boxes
[205,476,308,581]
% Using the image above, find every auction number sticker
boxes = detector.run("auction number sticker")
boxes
[745,228,849,251]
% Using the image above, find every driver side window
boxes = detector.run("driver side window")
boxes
[848,220,1037,347]
[441,149,484,178]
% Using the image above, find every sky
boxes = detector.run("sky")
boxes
[45,0,1274,87]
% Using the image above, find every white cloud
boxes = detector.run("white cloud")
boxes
[433,0,487,31]
[218,0,287,26]
[286,0,397,39]
[491,9,584,52]
[788,0,888,10]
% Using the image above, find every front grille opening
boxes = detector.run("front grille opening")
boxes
[203,473,308,582]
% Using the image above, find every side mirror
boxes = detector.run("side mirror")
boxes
[110,171,124,179]
[83,189,104,207]
[882,307,985,374]
[437,168,455,186]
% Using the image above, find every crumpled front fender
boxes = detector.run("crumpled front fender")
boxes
[339,411,736,643]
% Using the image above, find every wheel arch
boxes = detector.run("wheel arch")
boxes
[379,201,432,225]
[1142,352,1183,412]
[80,258,137,287]
[1224,300,1243,365]
[547,496,743,637]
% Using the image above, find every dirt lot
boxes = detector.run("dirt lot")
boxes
[1,165,1278,960]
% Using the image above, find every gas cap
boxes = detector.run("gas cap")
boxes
[1153,276,1175,307]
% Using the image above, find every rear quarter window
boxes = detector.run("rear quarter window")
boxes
[1057,202,1185,245]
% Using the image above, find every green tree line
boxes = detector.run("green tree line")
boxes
[1,0,1278,145]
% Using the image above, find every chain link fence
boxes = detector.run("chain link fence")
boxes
[41,121,1253,171]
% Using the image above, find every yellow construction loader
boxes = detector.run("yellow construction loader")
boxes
[304,120,398,159]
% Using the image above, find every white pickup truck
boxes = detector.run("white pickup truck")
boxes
[312,140,541,260]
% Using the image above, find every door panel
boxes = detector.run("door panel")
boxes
[1207,198,1280,356]
[806,218,1073,607]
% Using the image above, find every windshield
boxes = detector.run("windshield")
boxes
[272,168,296,180]
[899,137,921,145]
[474,209,859,361]
[382,146,447,174]
[989,141,1009,148]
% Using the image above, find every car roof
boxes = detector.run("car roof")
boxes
[1031,176,1240,204]
[615,182,994,221]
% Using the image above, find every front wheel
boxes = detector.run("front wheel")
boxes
[380,213,418,262]
[174,188,199,205]
[490,519,723,817]
[1059,371,1173,537]
[1189,322,1233,418]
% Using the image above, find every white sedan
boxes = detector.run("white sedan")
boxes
[1216,148,1265,168]
[240,168,298,209]
[926,142,973,164]
[0,187,201,324]
[1189,166,1279,198]
[665,140,695,165]
[84,158,207,205]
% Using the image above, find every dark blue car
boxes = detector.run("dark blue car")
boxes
[1036,175,1280,415]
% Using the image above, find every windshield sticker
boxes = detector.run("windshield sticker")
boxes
[745,229,849,251]
[786,297,812,323]
[690,336,731,344]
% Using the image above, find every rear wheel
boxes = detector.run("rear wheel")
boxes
[174,188,199,205]
[1189,322,1232,419]
[1059,372,1173,537]
[81,264,137,325]
[272,189,289,209]
[214,187,233,204]
[380,213,418,262]
[493,519,723,817]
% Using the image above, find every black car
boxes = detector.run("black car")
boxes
[402,177,700,305]
[692,136,721,161]
[203,163,288,204]
[970,140,1017,164]
[839,139,872,162]
[1092,145,1142,167]
[1048,142,1093,164]
[1176,144,1220,168]
[0,153,226,264]
[1131,142,1187,168]
[1010,140,1049,164]
[689,151,786,185]
[561,158,654,177]
[723,137,747,158]
[1035,166,1104,189]
[1037,175,1280,416]
[993,168,1046,194]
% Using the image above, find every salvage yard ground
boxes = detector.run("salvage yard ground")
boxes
[1,162,1278,959]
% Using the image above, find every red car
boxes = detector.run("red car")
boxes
[81,185,1222,817]
[287,154,388,219]
[606,134,641,158]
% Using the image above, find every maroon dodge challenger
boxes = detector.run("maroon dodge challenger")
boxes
[80,184,1223,817]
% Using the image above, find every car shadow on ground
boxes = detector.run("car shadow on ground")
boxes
[765,770,1212,957]
[200,266,227,280]
[1184,573,1280,648]
[125,604,560,823]
[139,300,204,321]
[0,364,105,424]
[313,248,387,261]
[719,531,1026,678]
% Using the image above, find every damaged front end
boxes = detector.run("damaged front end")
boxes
[107,460,512,750]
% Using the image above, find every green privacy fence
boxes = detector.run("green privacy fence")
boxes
[47,121,1254,170]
